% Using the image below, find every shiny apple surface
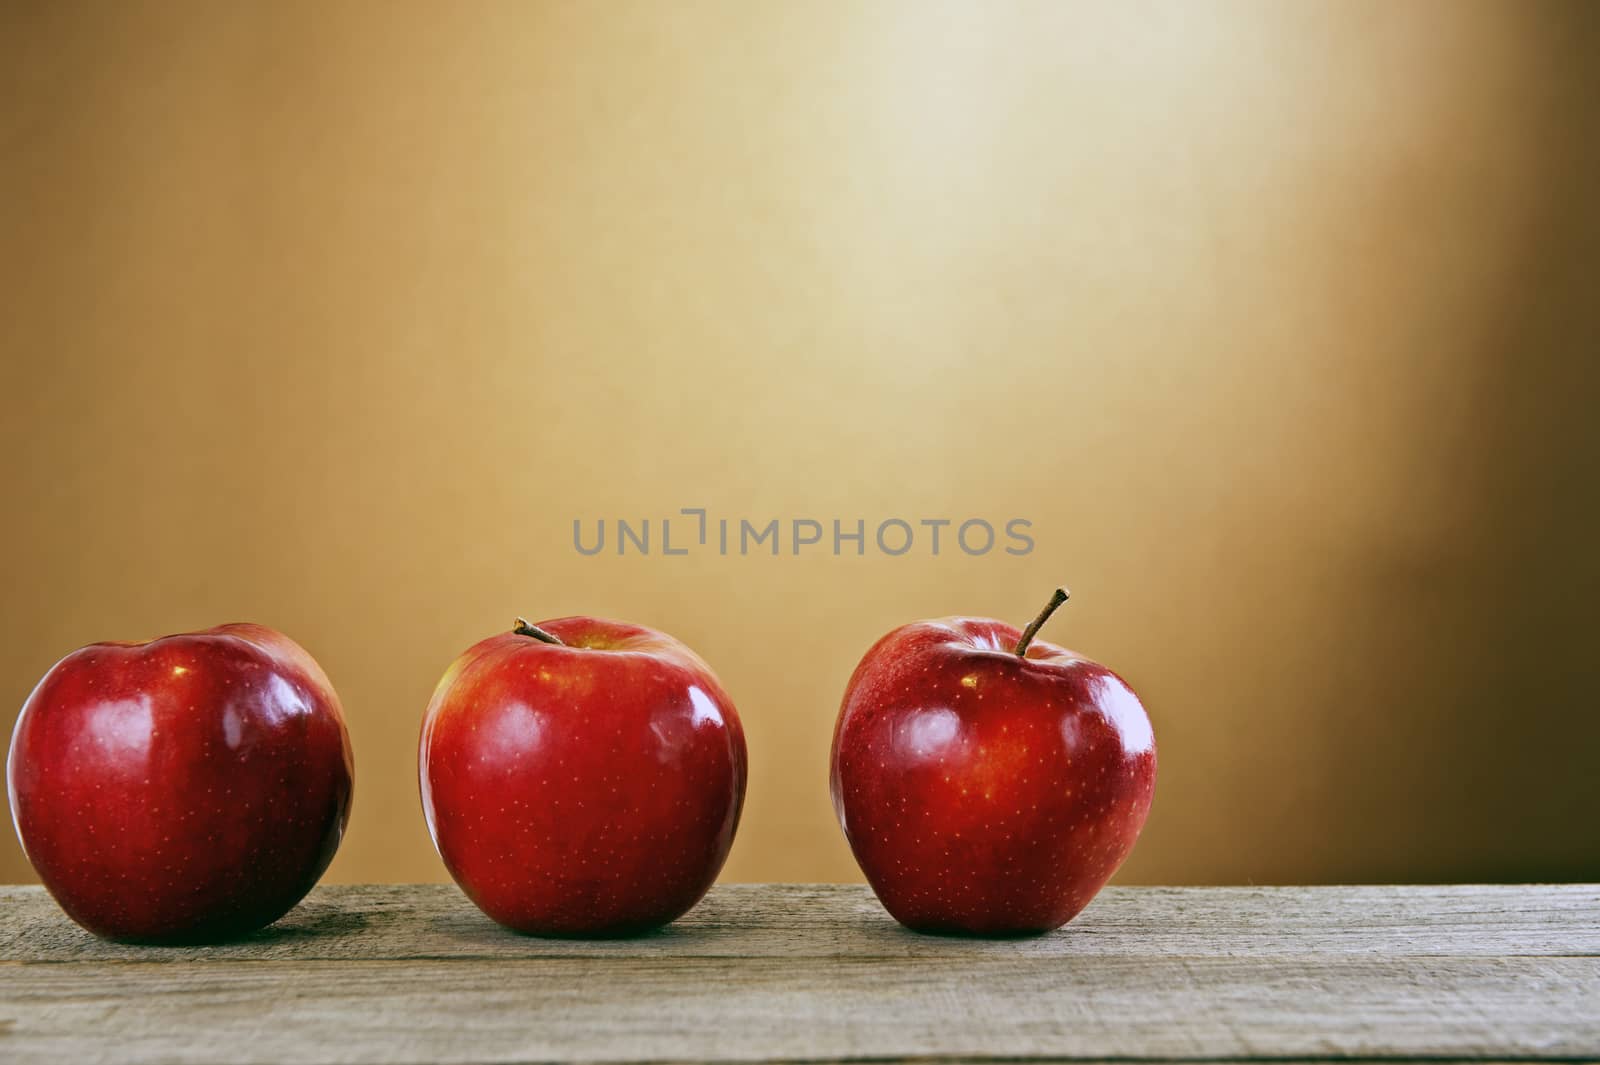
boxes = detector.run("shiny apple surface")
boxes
[8,624,354,942]
[831,615,1155,935]
[419,617,746,936]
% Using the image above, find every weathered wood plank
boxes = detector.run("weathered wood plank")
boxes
[2,884,1596,1063]
[2,954,1596,1064]
[2,883,1597,963]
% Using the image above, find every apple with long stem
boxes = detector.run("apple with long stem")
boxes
[830,588,1156,935]
[7,623,354,942]
[419,616,746,936]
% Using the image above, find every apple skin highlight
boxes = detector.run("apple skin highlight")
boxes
[420,616,747,936]
[831,604,1156,935]
[7,624,354,942]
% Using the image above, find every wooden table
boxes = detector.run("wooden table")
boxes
[2,883,1596,1063]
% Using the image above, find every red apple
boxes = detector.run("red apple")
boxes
[7,623,354,942]
[830,589,1155,935]
[419,616,746,935]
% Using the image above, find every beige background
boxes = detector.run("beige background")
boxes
[3,1,1597,887]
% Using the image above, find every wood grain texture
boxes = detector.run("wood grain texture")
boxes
[2,884,1597,1064]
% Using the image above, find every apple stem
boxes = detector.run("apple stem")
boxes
[1013,588,1069,657]
[512,617,565,646]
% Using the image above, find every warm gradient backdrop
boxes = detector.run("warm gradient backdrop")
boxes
[3,0,1597,887]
